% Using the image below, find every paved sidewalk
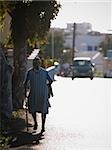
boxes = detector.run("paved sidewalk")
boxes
[7,109,44,150]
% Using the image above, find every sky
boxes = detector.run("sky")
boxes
[51,0,112,33]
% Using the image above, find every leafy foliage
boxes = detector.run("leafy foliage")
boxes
[0,1,61,44]
[0,0,61,109]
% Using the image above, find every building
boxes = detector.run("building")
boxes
[64,22,105,52]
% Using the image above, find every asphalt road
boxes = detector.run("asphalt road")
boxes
[30,76,111,150]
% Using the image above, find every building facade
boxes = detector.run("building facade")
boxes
[63,22,105,52]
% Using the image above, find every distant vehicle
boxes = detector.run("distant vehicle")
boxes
[71,57,95,80]
[103,49,112,78]
[59,63,71,77]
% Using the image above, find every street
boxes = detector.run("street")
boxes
[31,76,111,150]
[0,1,112,150]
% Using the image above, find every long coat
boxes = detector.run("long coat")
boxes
[24,67,52,114]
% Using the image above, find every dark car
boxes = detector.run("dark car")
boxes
[71,57,95,80]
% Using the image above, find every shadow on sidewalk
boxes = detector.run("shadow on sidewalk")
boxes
[5,109,44,148]
[9,131,44,148]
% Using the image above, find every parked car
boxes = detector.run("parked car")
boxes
[71,57,95,80]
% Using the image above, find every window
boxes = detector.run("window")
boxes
[88,46,92,51]
[94,46,97,51]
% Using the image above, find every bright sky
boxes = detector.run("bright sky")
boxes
[51,0,112,33]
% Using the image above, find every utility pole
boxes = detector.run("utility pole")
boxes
[72,23,76,62]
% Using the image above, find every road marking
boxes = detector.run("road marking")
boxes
[92,52,100,60]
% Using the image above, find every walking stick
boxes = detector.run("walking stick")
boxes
[25,96,29,132]
[24,90,30,132]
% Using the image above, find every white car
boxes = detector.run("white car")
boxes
[71,57,95,80]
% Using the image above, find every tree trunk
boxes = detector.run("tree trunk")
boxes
[0,49,2,132]
[12,39,27,109]
[0,48,13,133]
[10,6,28,109]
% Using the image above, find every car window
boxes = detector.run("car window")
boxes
[73,60,91,66]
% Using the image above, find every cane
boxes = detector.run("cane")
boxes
[24,90,30,132]
[25,96,29,132]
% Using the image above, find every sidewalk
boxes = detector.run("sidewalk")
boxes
[6,109,44,149]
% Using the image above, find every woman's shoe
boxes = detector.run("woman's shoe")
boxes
[41,127,45,133]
